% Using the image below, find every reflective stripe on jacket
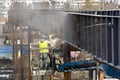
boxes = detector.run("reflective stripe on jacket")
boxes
[38,41,49,53]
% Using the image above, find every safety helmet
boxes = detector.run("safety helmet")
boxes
[40,35,48,41]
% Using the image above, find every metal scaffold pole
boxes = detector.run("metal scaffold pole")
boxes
[20,27,24,80]
[28,27,32,80]
[11,24,16,78]
[63,43,71,80]
[11,24,15,64]
[14,25,18,80]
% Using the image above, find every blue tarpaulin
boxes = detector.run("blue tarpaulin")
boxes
[0,45,28,59]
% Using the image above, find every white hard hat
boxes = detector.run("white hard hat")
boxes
[49,34,56,39]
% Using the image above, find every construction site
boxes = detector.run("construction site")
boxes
[0,0,120,80]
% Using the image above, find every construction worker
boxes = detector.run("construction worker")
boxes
[38,35,50,70]
[49,34,62,56]
[49,34,63,65]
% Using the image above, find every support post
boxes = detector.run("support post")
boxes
[64,72,71,80]
[14,25,18,80]
[89,69,97,80]
[98,69,104,80]
[89,70,93,80]
[11,25,15,63]
[41,75,44,80]
[28,27,32,80]
[63,43,71,80]
[20,27,24,80]
[50,74,54,80]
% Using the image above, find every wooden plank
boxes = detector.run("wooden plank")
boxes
[50,74,54,80]
[41,75,44,80]
[98,70,104,80]
[64,72,71,80]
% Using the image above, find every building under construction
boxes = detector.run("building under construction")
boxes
[0,1,120,80]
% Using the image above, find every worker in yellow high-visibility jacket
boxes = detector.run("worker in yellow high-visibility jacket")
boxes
[38,36,50,70]
[39,40,49,53]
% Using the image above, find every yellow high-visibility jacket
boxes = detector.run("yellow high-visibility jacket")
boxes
[38,41,49,53]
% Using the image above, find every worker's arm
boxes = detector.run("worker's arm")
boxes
[47,41,52,50]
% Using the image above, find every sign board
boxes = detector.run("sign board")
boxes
[70,51,80,58]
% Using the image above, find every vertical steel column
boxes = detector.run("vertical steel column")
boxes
[28,27,32,80]
[119,18,120,66]
[89,16,92,53]
[14,25,18,80]
[79,15,82,48]
[111,18,114,64]
[89,69,97,80]
[113,18,119,65]
[63,43,71,80]
[93,70,97,80]
[86,16,89,52]
[63,14,71,80]
[105,17,108,61]
[88,16,94,80]
[63,14,72,80]
[99,17,102,58]
[12,36,15,63]
[20,27,24,80]
[11,24,15,63]
[95,17,98,56]
[80,15,84,49]
[96,17,101,58]
[107,17,112,63]
[11,24,16,78]
[101,17,107,60]
[89,70,93,80]
[92,17,96,55]
[77,16,81,47]
[84,16,87,51]
[88,16,91,53]
[73,15,80,46]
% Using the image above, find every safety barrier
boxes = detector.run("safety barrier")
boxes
[64,10,120,66]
